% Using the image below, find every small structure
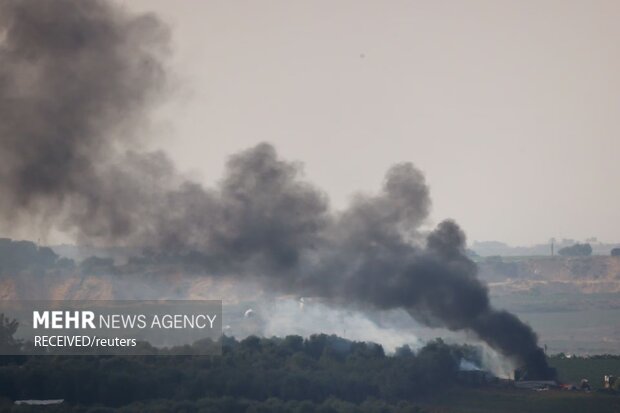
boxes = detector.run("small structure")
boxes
[513,380,557,390]
[457,359,497,385]
[15,400,64,406]
[513,368,558,390]
[604,375,616,389]
[458,369,492,385]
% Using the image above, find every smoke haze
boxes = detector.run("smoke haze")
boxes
[0,0,553,378]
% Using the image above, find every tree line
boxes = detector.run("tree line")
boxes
[0,325,480,412]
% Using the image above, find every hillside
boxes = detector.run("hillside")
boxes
[479,256,620,294]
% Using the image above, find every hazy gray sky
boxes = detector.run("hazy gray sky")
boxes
[125,0,620,246]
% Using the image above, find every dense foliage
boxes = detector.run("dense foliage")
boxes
[0,239,74,275]
[0,334,472,410]
[557,243,592,257]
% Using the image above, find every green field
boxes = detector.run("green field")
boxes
[419,387,620,413]
[550,356,620,388]
[413,357,620,413]
[490,292,620,355]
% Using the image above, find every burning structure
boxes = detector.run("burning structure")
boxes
[0,0,555,379]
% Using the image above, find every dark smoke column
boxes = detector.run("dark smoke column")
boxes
[0,0,170,241]
[0,0,554,380]
[291,167,556,380]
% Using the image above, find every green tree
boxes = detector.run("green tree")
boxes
[558,243,592,257]
[0,313,21,354]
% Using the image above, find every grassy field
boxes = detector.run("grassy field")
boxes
[413,357,620,413]
[549,356,620,388]
[420,387,620,413]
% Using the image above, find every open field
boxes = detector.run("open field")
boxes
[2,387,617,413]
[416,356,620,413]
[550,356,620,388]
[420,387,620,413]
[491,292,620,355]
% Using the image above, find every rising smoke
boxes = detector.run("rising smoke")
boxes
[0,0,554,379]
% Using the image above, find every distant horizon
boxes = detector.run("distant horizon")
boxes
[5,234,620,252]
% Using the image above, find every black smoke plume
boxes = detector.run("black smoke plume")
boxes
[0,0,554,379]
